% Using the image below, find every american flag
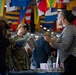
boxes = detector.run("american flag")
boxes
[24,37,36,53]
[24,5,32,24]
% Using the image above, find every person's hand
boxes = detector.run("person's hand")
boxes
[51,51,56,56]
[60,62,64,69]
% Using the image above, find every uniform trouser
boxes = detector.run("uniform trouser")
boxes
[0,56,6,75]
[0,66,6,75]
[64,54,76,75]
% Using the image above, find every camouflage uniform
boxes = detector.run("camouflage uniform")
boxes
[6,31,14,72]
[11,35,30,71]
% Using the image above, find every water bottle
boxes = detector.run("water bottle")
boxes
[47,58,52,72]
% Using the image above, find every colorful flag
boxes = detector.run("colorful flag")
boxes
[55,3,66,9]
[37,2,44,16]
[11,0,30,7]
[45,12,58,21]
[0,0,6,16]
[70,1,76,8]
[24,5,32,24]
[5,8,20,31]
[46,0,53,8]
[45,8,51,15]
[66,0,76,10]
[66,3,72,10]
[27,38,35,49]
[46,0,56,8]
[56,0,69,3]
[45,8,58,21]
[34,5,39,24]
[24,37,35,51]
[37,0,49,16]
[10,0,31,23]
[6,0,17,11]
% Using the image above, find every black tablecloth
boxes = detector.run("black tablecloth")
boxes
[8,71,63,75]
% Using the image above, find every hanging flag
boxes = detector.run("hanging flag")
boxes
[55,3,66,9]
[56,0,69,3]
[45,8,58,21]
[5,8,20,31]
[46,0,53,8]
[46,0,56,8]
[34,5,39,24]
[66,3,72,10]
[37,0,44,16]
[24,37,35,54]
[27,38,35,49]
[5,11,19,23]
[45,8,51,15]
[24,5,32,24]
[6,0,17,11]
[37,0,49,16]
[66,0,76,10]
[52,0,56,7]
[10,0,31,23]
[70,1,76,8]
[0,0,5,16]
[45,12,58,21]
[11,0,30,7]
[60,0,64,3]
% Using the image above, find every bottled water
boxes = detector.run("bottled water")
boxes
[47,58,52,72]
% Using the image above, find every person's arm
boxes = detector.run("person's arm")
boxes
[49,38,57,47]
[43,34,56,47]
[43,26,74,51]
[54,26,73,51]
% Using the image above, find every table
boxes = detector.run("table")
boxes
[8,71,63,75]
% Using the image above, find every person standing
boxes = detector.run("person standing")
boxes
[32,31,56,68]
[0,16,11,75]
[43,10,76,74]
[11,23,31,71]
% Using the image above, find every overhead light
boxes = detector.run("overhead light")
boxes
[43,27,47,30]
[47,29,50,31]
[51,32,54,34]
[40,25,42,27]
[57,9,62,12]
[56,34,59,37]
[4,5,7,7]
[31,34,34,36]
[27,32,30,35]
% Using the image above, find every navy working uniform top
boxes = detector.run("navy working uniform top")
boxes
[32,37,54,68]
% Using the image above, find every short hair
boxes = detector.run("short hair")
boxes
[61,9,76,22]
[17,23,29,31]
